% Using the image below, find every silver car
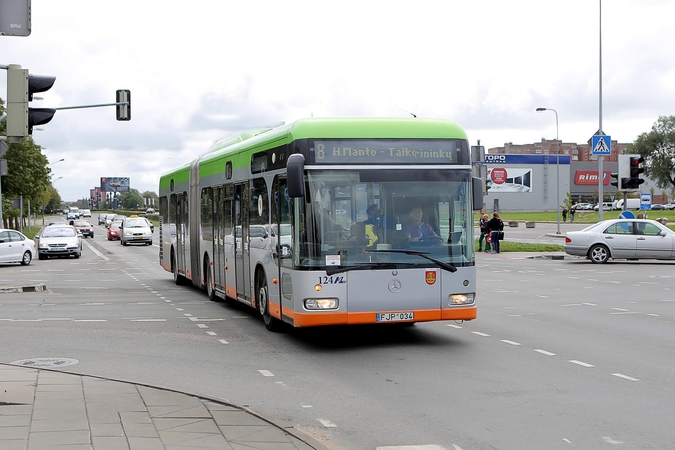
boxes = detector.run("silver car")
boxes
[36,225,82,260]
[120,217,153,246]
[564,219,675,263]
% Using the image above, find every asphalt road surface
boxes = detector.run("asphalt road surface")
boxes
[1,218,673,449]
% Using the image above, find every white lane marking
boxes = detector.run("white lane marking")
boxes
[602,436,624,444]
[500,340,521,346]
[83,240,109,261]
[258,370,274,377]
[73,319,107,322]
[183,313,193,317]
[188,317,226,321]
[206,331,217,336]
[131,319,167,322]
[534,349,556,356]
[612,373,640,382]
[569,360,594,368]
[646,313,659,317]
[562,303,582,307]
[197,324,208,328]
[218,339,229,344]
[176,308,184,311]
[583,303,597,306]
[317,418,337,428]
[301,404,313,408]
[376,445,448,450]
[611,308,629,312]
[446,324,462,329]
[472,331,490,337]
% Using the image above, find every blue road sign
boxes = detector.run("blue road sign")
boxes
[591,135,611,155]
[618,210,635,219]
[640,193,652,210]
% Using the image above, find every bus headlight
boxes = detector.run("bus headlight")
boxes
[304,298,339,310]
[449,293,474,306]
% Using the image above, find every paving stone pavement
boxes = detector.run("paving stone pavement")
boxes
[0,364,328,450]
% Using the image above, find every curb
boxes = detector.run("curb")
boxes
[0,284,47,294]
[1,363,331,450]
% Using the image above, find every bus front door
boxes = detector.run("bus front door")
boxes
[234,183,251,302]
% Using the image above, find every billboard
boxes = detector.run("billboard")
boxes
[487,167,533,193]
[100,177,130,193]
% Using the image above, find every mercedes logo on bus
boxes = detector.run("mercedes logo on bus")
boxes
[388,279,402,293]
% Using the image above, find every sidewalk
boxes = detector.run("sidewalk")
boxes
[0,363,327,450]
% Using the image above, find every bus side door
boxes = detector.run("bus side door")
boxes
[234,183,251,302]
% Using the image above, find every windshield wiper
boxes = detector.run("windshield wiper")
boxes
[325,262,398,276]
[324,249,457,276]
[366,249,457,273]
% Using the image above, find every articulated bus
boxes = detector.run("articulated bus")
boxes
[159,117,483,331]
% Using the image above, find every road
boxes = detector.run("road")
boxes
[1,218,674,449]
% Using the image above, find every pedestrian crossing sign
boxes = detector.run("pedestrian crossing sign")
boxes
[591,135,611,155]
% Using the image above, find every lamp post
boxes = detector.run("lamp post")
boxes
[536,107,561,234]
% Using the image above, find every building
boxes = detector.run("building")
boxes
[483,139,667,212]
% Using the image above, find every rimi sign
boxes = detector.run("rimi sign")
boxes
[574,170,613,185]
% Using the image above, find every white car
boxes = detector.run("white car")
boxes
[120,217,153,246]
[564,219,675,263]
[36,225,82,260]
[0,229,36,265]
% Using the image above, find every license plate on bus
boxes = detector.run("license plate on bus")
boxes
[376,312,414,322]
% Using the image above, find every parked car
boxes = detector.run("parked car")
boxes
[651,204,666,210]
[564,219,675,264]
[0,229,36,265]
[35,225,82,260]
[71,220,94,238]
[593,202,613,211]
[572,203,593,210]
[107,220,123,241]
[120,217,152,246]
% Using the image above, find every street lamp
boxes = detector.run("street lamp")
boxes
[536,107,561,234]
[47,158,65,167]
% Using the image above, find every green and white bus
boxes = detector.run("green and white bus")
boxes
[158,117,482,331]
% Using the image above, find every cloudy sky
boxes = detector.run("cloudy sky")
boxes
[2,0,674,202]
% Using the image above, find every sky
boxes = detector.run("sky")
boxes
[2,0,675,202]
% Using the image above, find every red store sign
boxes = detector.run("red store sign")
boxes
[574,170,612,185]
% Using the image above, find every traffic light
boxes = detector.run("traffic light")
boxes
[610,172,620,189]
[6,64,56,142]
[116,89,131,121]
[623,156,645,190]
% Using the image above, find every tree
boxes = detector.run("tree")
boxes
[119,189,144,210]
[2,136,51,218]
[632,116,675,190]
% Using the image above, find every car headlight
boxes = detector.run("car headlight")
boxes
[449,293,475,306]
[38,242,48,249]
[304,298,339,310]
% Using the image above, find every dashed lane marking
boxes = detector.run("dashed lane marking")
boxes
[472,331,490,337]
[500,340,521,346]
[569,360,594,368]
[534,349,556,356]
[612,373,640,382]
[317,418,337,428]
[258,370,274,377]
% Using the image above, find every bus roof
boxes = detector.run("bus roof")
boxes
[160,117,468,185]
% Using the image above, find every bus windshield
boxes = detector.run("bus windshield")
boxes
[290,168,474,270]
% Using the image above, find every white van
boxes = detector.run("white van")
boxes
[613,198,640,210]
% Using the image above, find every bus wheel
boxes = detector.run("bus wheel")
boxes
[205,260,216,301]
[172,253,185,285]
[257,276,281,332]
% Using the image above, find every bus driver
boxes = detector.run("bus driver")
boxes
[403,206,440,242]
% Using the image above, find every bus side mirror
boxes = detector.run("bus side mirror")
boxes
[472,177,484,211]
[287,154,305,198]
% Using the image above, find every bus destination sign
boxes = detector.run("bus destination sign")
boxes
[313,139,458,164]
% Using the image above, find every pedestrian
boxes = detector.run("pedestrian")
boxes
[570,207,575,222]
[478,213,491,252]
[562,207,568,222]
[487,212,504,254]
